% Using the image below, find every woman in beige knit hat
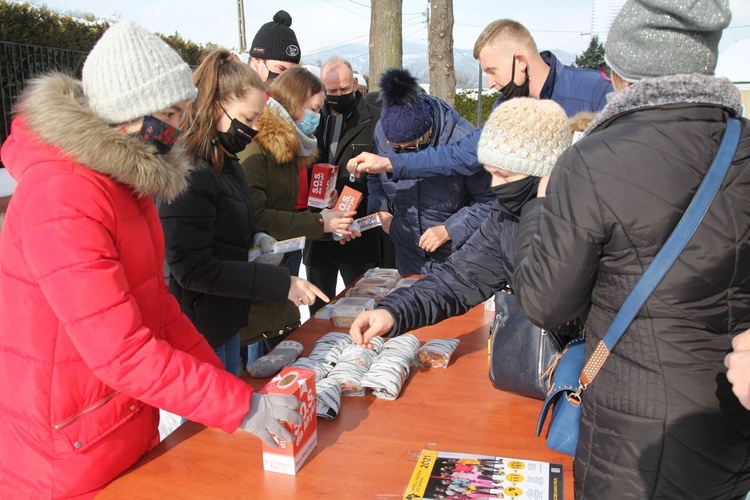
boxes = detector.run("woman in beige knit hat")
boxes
[348,97,572,351]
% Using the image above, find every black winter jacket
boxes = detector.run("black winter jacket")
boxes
[377,198,517,336]
[159,157,290,347]
[513,74,750,499]
[305,90,382,266]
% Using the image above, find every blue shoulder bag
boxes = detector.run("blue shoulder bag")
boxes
[536,117,742,457]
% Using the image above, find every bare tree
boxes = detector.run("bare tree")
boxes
[427,0,455,106]
[369,0,403,92]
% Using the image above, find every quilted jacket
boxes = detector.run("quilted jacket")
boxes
[159,156,291,348]
[377,198,518,335]
[513,74,750,499]
[0,74,253,498]
[369,93,493,275]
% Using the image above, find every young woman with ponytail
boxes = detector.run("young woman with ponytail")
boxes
[159,48,328,375]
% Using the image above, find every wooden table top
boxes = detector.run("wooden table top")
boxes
[100,304,574,499]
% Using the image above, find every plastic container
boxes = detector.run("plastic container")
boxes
[363,268,401,281]
[346,285,390,302]
[331,297,376,328]
[355,276,398,291]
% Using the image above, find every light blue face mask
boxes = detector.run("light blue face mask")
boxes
[296,109,321,135]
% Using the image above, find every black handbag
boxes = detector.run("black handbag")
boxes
[488,287,579,400]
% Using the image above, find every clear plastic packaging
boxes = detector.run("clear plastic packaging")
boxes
[331,297,376,328]
[316,377,342,419]
[338,343,379,369]
[364,268,402,281]
[416,338,460,368]
[346,285,390,302]
[327,361,369,396]
[355,276,398,291]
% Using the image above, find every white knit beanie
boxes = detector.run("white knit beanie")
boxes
[82,19,197,124]
[477,98,572,177]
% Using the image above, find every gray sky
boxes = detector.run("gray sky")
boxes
[29,0,750,66]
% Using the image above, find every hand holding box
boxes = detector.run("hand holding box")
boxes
[261,368,318,475]
[308,164,338,209]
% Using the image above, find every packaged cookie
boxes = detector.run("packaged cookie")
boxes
[314,331,353,348]
[291,357,331,381]
[316,377,342,420]
[369,336,386,354]
[416,338,460,368]
[338,343,379,369]
[361,349,413,400]
[383,333,421,357]
[327,362,369,397]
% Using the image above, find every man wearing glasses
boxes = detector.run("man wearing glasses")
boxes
[348,19,612,180]
[367,68,493,275]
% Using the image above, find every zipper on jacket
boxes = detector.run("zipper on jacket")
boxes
[52,391,120,430]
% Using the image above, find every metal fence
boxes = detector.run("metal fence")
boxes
[1,41,88,154]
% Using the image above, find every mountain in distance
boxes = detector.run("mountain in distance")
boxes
[302,41,576,88]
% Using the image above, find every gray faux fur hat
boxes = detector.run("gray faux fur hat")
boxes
[605,0,732,82]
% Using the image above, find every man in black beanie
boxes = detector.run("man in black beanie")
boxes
[248,10,301,85]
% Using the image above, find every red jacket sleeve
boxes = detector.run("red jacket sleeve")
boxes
[22,175,252,432]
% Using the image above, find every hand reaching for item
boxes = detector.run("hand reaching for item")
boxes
[349,308,395,349]
[288,276,329,307]
[346,152,393,177]
[725,328,750,410]
[419,225,450,253]
[240,393,302,447]
[321,209,356,235]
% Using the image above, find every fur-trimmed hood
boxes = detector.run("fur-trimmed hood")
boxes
[254,105,318,167]
[584,73,743,137]
[5,73,193,201]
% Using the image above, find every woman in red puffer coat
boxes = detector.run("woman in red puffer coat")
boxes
[0,20,299,498]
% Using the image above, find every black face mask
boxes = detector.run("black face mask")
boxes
[263,60,281,84]
[490,176,540,215]
[327,91,357,115]
[216,103,257,154]
[498,56,530,101]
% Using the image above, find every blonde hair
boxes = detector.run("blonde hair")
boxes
[473,19,538,59]
[268,66,324,119]
[180,47,264,171]
[569,111,597,133]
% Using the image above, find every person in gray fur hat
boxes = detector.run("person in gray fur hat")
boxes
[512,0,750,498]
